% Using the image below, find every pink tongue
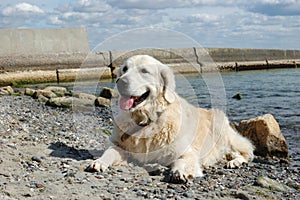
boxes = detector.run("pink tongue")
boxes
[119,97,134,110]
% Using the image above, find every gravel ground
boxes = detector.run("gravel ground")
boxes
[0,95,299,200]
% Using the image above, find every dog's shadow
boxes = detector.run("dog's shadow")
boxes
[48,141,104,161]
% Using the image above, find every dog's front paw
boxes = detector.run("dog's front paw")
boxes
[168,169,189,184]
[226,156,247,169]
[165,168,201,184]
[226,159,244,169]
[86,159,109,172]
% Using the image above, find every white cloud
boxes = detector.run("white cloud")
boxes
[57,0,111,13]
[243,0,300,16]
[2,2,44,16]
[0,0,299,49]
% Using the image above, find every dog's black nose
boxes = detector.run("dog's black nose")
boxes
[116,77,128,88]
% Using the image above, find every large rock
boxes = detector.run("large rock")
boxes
[44,86,69,97]
[236,114,288,158]
[95,97,111,107]
[33,89,57,99]
[46,97,74,108]
[256,176,293,192]
[0,86,14,95]
[25,88,36,96]
[73,93,97,106]
[47,96,96,108]
[99,87,118,99]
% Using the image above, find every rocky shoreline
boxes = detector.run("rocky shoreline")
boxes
[0,90,299,199]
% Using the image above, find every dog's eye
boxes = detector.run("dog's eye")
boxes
[141,68,149,74]
[123,66,128,73]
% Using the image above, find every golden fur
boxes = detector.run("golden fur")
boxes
[88,55,254,183]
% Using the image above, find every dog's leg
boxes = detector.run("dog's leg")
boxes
[87,146,126,172]
[169,152,203,183]
[226,128,254,168]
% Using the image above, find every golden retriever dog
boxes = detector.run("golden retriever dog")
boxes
[88,55,254,183]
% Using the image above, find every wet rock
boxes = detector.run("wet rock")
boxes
[237,114,288,158]
[0,86,14,95]
[46,96,97,109]
[73,93,96,103]
[232,93,243,100]
[33,89,57,99]
[25,88,36,96]
[46,97,73,108]
[44,86,69,97]
[99,87,118,99]
[38,94,49,103]
[256,176,293,192]
[95,97,111,107]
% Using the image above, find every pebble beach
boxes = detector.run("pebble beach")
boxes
[0,94,299,200]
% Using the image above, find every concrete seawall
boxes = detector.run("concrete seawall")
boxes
[0,28,300,86]
[0,28,89,72]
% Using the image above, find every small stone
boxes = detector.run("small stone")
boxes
[217,170,224,175]
[235,192,250,200]
[35,183,45,188]
[31,156,42,163]
[23,193,32,197]
[146,178,153,184]
[183,191,193,198]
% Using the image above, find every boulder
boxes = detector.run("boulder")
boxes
[47,96,96,108]
[95,97,111,107]
[99,87,118,99]
[256,176,293,192]
[0,86,14,95]
[38,94,49,103]
[25,88,36,97]
[44,86,69,97]
[33,89,57,99]
[73,93,96,101]
[232,93,243,100]
[73,93,97,107]
[236,114,288,158]
[46,97,73,108]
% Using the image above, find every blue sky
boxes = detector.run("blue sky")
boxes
[1,0,299,50]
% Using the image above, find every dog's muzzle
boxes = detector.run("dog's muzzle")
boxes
[116,77,150,110]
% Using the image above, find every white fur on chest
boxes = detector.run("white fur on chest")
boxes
[112,97,200,166]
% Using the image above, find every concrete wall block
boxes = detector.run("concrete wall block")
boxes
[83,51,111,68]
[0,28,89,56]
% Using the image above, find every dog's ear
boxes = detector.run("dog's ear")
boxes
[160,65,176,103]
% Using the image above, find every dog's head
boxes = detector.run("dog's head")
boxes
[115,55,176,125]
